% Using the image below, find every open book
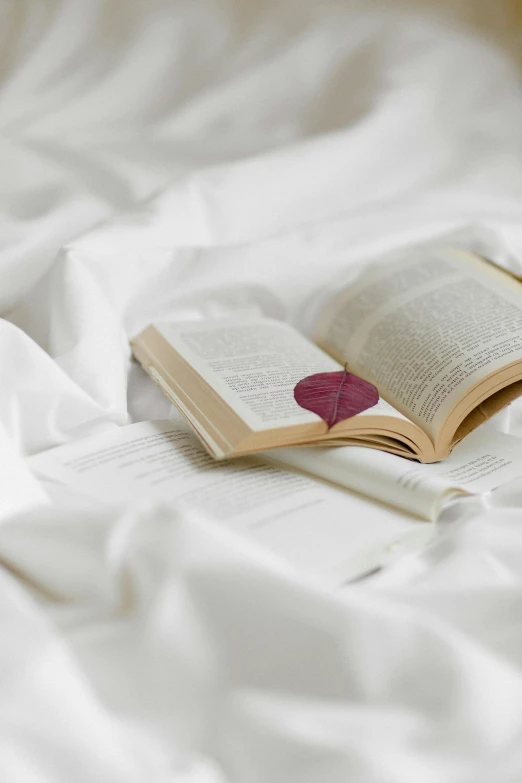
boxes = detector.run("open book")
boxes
[29,418,435,585]
[28,418,522,585]
[131,248,522,463]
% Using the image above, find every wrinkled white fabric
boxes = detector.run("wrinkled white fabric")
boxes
[3,1,522,780]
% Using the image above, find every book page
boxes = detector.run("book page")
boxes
[267,427,522,521]
[314,249,522,441]
[155,317,409,431]
[28,419,431,586]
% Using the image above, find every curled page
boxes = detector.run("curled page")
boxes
[313,249,522,450]
[266,427,522,520]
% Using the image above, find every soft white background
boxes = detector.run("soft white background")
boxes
[2,1,522,780]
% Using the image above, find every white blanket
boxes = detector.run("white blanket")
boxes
[3,1,522,780]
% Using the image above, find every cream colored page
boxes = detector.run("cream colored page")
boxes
[156,317,409,431]
[315,249,522,440]
[28,420,424,586]
[267,427,522,521]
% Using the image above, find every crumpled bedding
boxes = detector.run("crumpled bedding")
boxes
[3,1,522,781]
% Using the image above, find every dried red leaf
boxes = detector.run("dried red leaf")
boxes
[294,368,379,428]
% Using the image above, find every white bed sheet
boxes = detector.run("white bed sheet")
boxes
[2,1,522,780]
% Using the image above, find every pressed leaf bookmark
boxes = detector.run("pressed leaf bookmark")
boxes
[294,367,379,428]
